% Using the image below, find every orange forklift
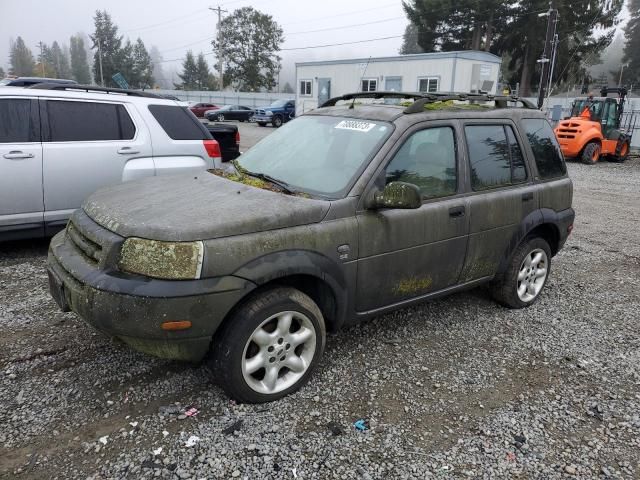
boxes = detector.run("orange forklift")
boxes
[554,87,632,164]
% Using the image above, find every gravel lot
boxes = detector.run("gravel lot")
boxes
[1,151,639,479]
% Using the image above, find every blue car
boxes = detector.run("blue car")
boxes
[253,99,295,128]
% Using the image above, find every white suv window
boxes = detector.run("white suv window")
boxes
[46,101,136,142]
[0,99,33,143]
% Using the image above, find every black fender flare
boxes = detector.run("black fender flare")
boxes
[496,209,562,275]
[232,250,349,329]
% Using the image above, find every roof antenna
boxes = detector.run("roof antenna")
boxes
[351,56,372,109]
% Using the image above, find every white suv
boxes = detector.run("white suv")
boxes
[0,84,222,241]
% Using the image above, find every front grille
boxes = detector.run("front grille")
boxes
[256,109,266,115]
[556,121,580,139]
[67,222,103,264]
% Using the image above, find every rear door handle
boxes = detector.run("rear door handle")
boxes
[449,206,465,218]
[522,192,534,202]
[3,151,34,159]
[117,147,140,155]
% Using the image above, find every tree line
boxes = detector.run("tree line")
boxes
[401,0,628,95]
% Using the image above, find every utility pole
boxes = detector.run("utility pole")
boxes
[97,39,104,86]
[619,63,628,86]
[546,33,559,104]
[37,42,45,77]
[537,2,558,109]
[209,6,227,91]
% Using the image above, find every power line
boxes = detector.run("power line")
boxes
[287,17,405,36]
[121,8,210,34]
[281,34,404,51]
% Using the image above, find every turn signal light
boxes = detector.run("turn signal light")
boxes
[203,139,221,158]
[161,321,192,331]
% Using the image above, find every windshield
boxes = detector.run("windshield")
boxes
[571,99,603,119]
[0,79,11,86]
[237,116,392,198]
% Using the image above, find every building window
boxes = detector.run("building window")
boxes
[418,77,439,93]
[299,80,312,96]
[361,78,378,92]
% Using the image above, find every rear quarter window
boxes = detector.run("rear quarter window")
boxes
[522,118,567,179]
[148,105,212,140]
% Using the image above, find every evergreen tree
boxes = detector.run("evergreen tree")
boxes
[50,41,72,79]
[149,46,168,89]
[9,37,35,76]
[70,35,91,84]
[35,43,55,77]
[176,51,198,89]
[212,7,283,91]
[0,66,5,78]
[399,24,424,54]
[118,39,136,86]
[195,53,211,90]
[623,0,640,85]
[281,82,294,94]
[133,38,153,88]
[90,10,123,87]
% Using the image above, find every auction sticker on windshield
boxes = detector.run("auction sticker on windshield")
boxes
[334,120,376,132]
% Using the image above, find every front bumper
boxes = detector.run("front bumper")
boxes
[47,226,255,362]
[252,114,273,123]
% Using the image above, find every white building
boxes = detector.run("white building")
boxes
[295,50,502,115]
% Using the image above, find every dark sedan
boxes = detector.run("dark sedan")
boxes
[205,105,255,122]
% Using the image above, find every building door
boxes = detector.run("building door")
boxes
[385,76,402,92]
[317,78,331,106]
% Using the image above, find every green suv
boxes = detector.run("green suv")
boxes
[47,92,574,403]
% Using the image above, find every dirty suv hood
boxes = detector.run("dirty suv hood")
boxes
[83,173,330,242]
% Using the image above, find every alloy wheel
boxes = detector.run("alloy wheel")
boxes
[516,248,549,302]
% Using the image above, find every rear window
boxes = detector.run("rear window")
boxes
[148,105,212,140]
[0,99,33,143]
[46,101,135,142]
[522,118,567,179]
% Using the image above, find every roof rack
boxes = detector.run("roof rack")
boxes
[320,91,537,112]
[26,83,163,99]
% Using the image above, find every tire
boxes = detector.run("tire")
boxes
[490,237,552,309]
[272,115,283,128]
[581,141,601,165]
[217,114,225,122]
[257,122,267,127]
[610,140,630,163]
[209,287,326,403]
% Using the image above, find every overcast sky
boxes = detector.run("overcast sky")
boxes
[0,0,408,86]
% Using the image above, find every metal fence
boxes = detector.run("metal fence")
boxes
[153,89,292,108]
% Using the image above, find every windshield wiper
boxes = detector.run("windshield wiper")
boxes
[231,159,296,194]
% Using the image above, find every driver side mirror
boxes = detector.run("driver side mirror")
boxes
[370,182,422,209]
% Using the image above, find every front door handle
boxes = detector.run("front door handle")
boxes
[117,147,140,155]
[449,206,465,218]
[522,192,534,202]
[3,151,34,160]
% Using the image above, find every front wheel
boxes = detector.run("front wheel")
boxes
[491,237,552,309]
[216,114,225,122]
[272,116,283,128]
[209,287,326,403]
[581,141,601,165]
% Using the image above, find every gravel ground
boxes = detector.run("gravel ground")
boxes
[1,156,639,479]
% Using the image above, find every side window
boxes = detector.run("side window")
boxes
[386,126,457,199]
[47,101,135,142]
[148,105,211,140]
[521,118,567,179]
[465,124,527,191]
[0,99,32,143]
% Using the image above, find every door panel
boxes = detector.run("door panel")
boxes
[41,100,152,226]
[317,79,331,106]
[0,98,43,229]
[356,198,468,311]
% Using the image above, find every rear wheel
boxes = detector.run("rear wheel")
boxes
[209,287,326,403]
[581,141,601,165]
[610,140,630,163]
[491,237,552,309]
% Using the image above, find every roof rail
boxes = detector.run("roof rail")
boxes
[320,91,537,112]
[26,83,163,99]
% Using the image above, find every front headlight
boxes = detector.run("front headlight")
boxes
[265,110,273,116]
[119,238,204,280]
